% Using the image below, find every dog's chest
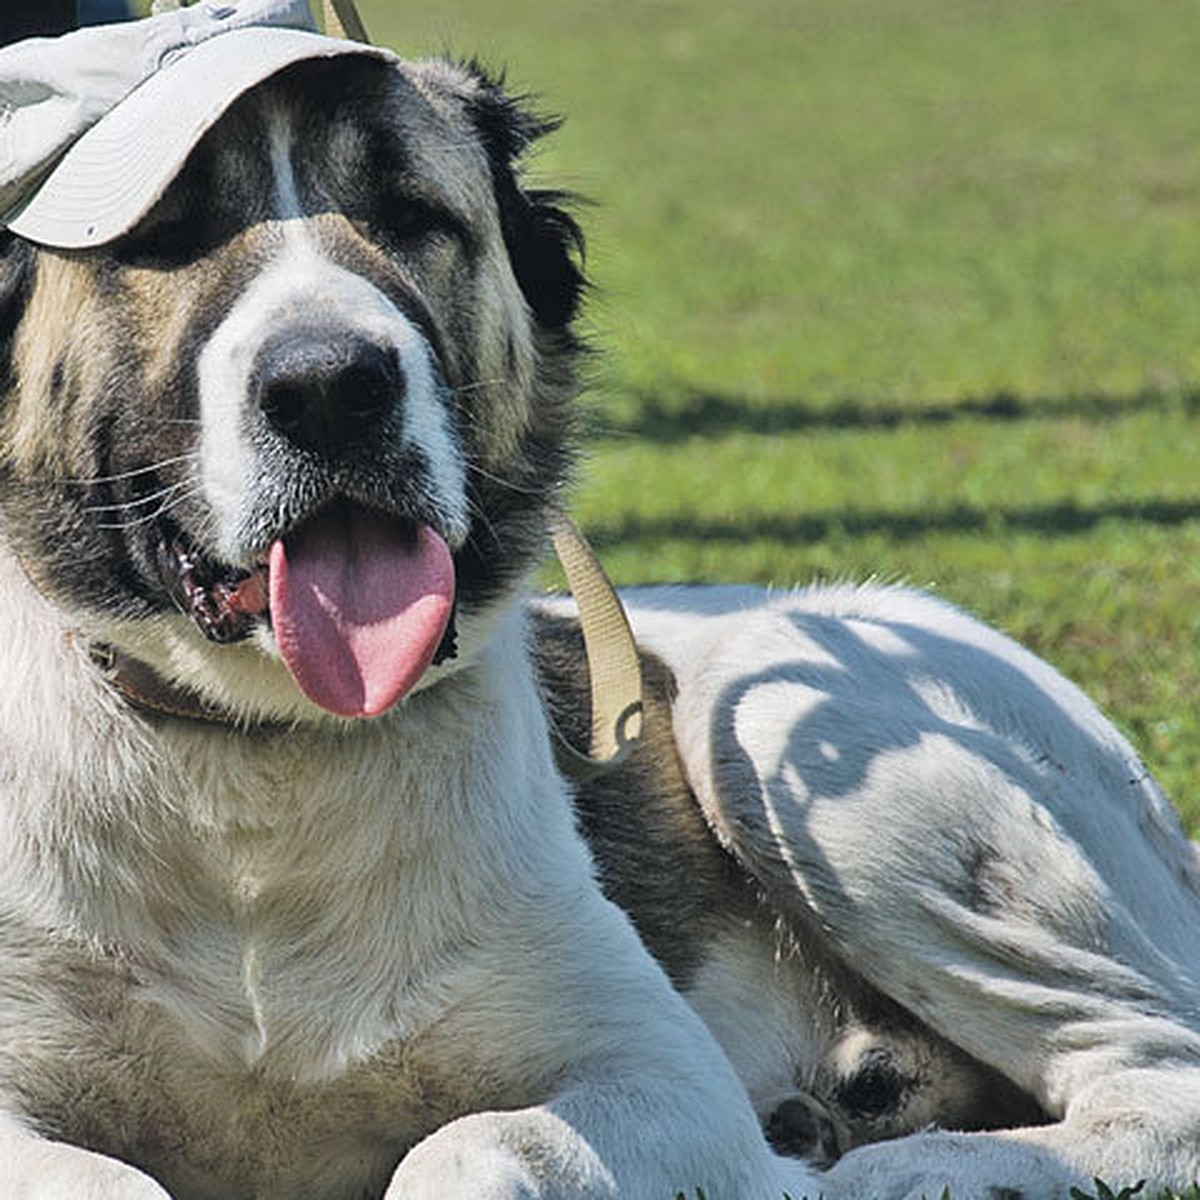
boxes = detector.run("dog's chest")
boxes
[89,731,462,1064]
[8,732,505,1196]
[52,995,454,1199]
[21,855,487,1199]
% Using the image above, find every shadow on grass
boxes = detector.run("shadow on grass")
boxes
[589,386,1200,442]
[584,497,1200,549]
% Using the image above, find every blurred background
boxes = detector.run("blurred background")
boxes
[355,2,1200,818]
[28,1,1200,826]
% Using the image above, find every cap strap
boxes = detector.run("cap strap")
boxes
[322,0,369,42]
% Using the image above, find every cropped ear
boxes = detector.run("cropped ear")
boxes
[0,234,34,396]
[463,66,587,332]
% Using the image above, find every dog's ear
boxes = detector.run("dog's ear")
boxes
[0,234,33,396]
[464,67,586,332]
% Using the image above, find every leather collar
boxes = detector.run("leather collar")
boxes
[88,642,273,731]
[84,514,642,775]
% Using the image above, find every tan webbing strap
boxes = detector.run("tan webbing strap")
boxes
[548,512,644,780]
[322,0,370,42]
[319,1,643,778]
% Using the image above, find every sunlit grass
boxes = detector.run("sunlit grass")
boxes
[359,0,1200,833]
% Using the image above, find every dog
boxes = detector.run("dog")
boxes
[0,34,1198,1200]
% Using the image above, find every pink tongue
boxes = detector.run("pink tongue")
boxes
[269,510,455,718]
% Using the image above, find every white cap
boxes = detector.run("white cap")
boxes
[0,0,393,248]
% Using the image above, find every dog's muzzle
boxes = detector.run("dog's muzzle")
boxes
[253,327,405,455]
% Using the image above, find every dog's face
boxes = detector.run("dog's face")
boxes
[0,56,583,719]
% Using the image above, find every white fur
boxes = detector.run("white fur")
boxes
[0,548,818,1198]
[681,920,832,1121]
[622,582,1200,1197]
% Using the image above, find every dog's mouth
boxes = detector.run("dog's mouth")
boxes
[155,525,270,645]
[152,503,457,718]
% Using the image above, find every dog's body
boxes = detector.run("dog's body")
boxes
[549,584,1200,1197]
[0,47,1196,1200]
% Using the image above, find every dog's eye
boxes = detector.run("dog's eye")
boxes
[367,197,468,254]
[386,200,442,239]
[116,218,207,269]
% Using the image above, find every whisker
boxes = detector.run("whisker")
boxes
[448,378,507,397]
[190,508,223,552]
[465,460,542,497]
[84,479,194,516]
[93,485,202,532]
[464,494,505,553]
[62,453,198,488]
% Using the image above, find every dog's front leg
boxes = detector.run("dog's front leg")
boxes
[383,882,818,1199]
[385,1106,618,1199]
[0,1111,171,1199]
[386,1085,810,1200]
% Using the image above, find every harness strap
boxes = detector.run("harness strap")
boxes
[547,512,644,780]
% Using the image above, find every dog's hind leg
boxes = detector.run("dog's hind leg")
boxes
[643,585,1200,1198]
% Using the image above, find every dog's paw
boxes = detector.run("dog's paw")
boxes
[764,1090,846,1168]
[816,1129,1081,1200]
[386,1110,618,1200]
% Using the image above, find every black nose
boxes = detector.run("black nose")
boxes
[254,330,404,453]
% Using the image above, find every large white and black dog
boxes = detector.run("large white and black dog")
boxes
[0,25,1198,1200]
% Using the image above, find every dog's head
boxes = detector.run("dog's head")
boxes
[0,54,584,721]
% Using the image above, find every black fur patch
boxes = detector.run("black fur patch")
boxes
[464,64,587,331]
[833,1047,915,1120]
[532,610,755,988]
[955,838,1021,918]
[0,236,33,396]
[440,65,589,615]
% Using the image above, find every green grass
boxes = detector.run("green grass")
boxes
[672,1186,1199,1200]
[673,1183,1192,1200]
[358,0,1200,831]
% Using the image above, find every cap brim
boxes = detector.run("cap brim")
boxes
[7,26,394,250]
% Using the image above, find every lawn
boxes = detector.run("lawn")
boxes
[356,0,1200,832]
